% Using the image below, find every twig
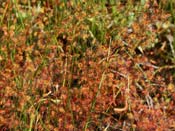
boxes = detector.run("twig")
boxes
[145,94,153,109]
[114,75,130,113]
[154,65,175,75]
[114,98,128,113]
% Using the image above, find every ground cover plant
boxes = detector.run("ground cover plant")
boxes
[0,0,175,130]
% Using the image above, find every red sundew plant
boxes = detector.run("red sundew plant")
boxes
[0,0,175,130]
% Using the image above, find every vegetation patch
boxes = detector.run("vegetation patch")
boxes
[0,0,175,130]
